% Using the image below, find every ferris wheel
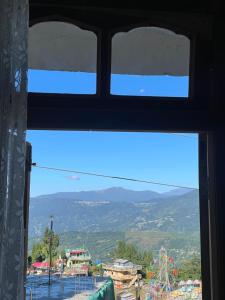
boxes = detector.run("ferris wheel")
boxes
[157,247,171,292]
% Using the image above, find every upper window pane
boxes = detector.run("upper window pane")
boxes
[28,22,97,94]
[111,27,190,97]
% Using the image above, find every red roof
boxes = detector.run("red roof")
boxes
[33,262,50,268]
[70,250,86,254]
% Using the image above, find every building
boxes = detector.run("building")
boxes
[65,248,91,275]
[2,1,225,298]
[103,259,142,288]
[32,262,50,274]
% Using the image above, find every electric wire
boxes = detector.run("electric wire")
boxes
[32,163,198,190]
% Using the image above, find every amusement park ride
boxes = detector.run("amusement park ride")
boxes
[157,247,172,292]
[148,247,178,299]
[147,247,201,300]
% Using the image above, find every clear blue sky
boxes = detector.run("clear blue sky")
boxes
[28,70,188,96]
[28,71,198,197]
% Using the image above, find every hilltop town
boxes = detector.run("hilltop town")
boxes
[27,232,201,299]
[27,188,201,299]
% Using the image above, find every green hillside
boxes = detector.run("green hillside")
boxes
[29,230,200,263]
[28,188,201,263]
[29,188,200,236]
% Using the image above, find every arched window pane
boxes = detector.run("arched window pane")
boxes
[28,22,97,94]
[111,27,190,97]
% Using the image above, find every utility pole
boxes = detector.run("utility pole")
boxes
[48,215,53,285]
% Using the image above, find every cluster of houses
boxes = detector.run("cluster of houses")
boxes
[30,247,142,289]
[30,248,91,276]
[29,247,203,300]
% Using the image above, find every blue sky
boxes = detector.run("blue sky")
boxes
[28,71,197,197]
[28,70,189,97]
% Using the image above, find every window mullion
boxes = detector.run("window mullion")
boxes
[97,29,112,97]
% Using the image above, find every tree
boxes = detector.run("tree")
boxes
[27,256,32,268]
[31,242,46,262]
[31,227,60,262]
[178,255,201,280]
[42,227,59,258]
[111,240,153,270]
[60,249,67,259]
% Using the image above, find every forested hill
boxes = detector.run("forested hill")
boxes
[29,187,199,237]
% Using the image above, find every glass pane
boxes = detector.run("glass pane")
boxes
[111,27,190,97]
[28,22,97,94]
[26,131,202,299]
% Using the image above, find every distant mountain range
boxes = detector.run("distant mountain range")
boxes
[29,187,199,237]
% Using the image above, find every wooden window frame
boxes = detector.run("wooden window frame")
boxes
[28,5,215,300]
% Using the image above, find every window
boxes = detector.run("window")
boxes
[26,17,210,300]
[27,131,202,299]
[28,21,97,94]
[111,27,190,97]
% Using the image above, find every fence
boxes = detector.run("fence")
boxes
[25,275,110,299]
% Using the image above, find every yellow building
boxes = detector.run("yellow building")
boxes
[103,259,142,288]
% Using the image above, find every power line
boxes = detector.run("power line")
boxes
[32,163,198,190]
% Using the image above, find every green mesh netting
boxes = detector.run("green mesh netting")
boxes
[89,278,115,300]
